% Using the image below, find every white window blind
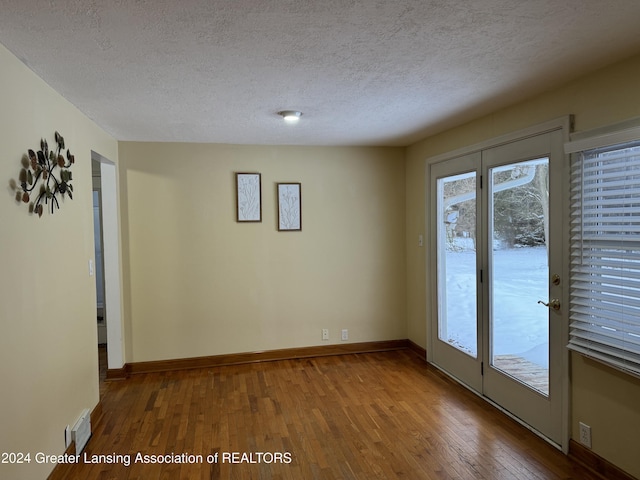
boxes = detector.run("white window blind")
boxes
[569,140,640,377]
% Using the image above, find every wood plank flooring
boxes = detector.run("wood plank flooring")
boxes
[58,350,601,479]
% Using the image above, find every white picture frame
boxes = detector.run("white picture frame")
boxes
[236,172,262,222]
[277,182,302,231]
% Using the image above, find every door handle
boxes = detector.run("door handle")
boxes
[538,299,560,311]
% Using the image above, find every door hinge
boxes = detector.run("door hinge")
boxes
[480,175,483,189]
[480,269,483,283]
[481,362,484,375]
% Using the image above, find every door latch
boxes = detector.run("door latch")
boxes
[538,298,561,311]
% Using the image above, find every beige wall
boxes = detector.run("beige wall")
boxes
[405,53,640,477]
[118,142,406,362]
[0,44,118,479]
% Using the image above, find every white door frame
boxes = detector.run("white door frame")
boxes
[425,116,572,452]
[91,151,125,371]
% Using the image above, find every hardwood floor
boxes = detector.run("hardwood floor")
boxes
[60,350,601,479]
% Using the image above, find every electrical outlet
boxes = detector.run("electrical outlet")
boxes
[579,422,592,448]
[341,329,348,341]
[322,329,329,340]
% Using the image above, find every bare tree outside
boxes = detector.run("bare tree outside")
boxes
[442,173,476,251]
[491,162,548,252]
[441,161,549,253]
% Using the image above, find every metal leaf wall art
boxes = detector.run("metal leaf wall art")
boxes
[12,131,75,217]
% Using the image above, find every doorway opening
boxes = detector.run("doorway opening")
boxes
[91,151,124,393]
[92,159,108,390]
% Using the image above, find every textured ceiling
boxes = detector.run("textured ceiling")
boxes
[1,1,640,146]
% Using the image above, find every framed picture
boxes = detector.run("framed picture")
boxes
[235,173,262,222]
[277,182,302,231]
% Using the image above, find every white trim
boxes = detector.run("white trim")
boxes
[560,121,572,455]
[425,116,572,165]
[564,125,640,153]
[564,116,640,153]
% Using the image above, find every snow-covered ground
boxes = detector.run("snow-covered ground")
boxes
[442,243,549,368]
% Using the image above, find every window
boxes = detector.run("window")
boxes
[568,139,640,377]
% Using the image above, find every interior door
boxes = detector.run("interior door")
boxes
[429,130,564,445]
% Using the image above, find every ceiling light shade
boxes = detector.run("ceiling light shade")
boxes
[278,110,302,123]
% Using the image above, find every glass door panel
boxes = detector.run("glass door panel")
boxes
[489,158,550,395]
[437,172,478,357]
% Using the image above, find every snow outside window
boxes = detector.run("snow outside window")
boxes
[569,139,640,377]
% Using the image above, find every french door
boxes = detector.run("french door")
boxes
[429,130,565,445]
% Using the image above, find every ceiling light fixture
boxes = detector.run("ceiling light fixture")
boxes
[278,110,302,123]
